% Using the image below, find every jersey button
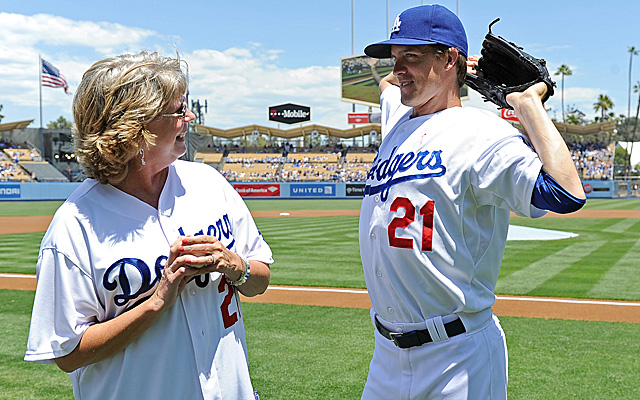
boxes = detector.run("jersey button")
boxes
[370,233,376,240]
[189,288,196,296]
[376,270,382,277]
[205,372,211,379]
[387,307,394,314]
[374,195,380,202]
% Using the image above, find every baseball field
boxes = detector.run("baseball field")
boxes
[1,198,639,399]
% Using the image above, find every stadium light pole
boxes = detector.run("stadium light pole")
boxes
[351,0,356,125]
[351,0,355,55]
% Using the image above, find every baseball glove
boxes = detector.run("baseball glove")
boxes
[465,18,555,110]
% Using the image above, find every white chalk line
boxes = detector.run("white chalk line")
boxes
[495,295,640,307]
[2,275,638,308]
[0,273,35,279]
[267,285,640,307]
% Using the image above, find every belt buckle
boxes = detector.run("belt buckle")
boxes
[388,331,402,347]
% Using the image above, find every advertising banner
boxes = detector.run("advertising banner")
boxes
[501,108,519,122]
[233,184,281,197]
[348,113,370,124]
[345,183,365,197]
[268,103,311,124]
[290,183,336,197]
[0,184,20,199]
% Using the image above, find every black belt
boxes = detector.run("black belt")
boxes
[375,317,466,349]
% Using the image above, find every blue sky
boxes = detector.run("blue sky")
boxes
[1,0,639,130]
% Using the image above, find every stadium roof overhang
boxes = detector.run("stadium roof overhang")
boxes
[0,119,34,132]
[195,123,381,140]
[552,120,616,135]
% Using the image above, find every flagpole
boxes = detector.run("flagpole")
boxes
[38,54,44,155]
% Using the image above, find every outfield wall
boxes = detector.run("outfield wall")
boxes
[0,180,637,201]
[0,182,82,201]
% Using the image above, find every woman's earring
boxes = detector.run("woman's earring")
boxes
[140,148,146,166]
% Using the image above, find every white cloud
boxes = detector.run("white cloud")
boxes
[0,13,156,52]
[0,12,160,115]
[185,45,345,128]
[562,87,603,104]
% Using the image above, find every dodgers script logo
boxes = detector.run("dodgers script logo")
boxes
[103,256,166,308]
[102,213,236,309]
[365,146,446,201]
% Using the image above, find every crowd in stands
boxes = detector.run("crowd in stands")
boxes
[208,142,378,156]
[0,139,44,181]
[0,150,32,181]
[217,140,619,183]
[219,150,372,183]
[0,137,621,184]
[569,141,614,180]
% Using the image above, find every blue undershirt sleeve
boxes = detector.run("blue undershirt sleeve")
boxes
[531,170,586,214]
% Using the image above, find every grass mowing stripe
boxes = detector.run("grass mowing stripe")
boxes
[502,316,640,399]
[0,232,44,275]
[244,302,372,399]
[0,290,73,399]
[587,238,640,300]
[0,201,63,217]
[256,218,359,242]
[496,241,607,295]
[583,198,640,210]
[526,239,640,299]
[245,199,362,211]
[602,218,640,233]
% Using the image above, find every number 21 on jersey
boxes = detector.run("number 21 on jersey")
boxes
[388,197,434,251]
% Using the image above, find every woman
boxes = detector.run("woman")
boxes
[25,51,273,400]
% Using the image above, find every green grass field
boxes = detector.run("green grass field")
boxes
[1,198,639,398]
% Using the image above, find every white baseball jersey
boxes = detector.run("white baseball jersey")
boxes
[25,160,273,400]
[360,85,545,332]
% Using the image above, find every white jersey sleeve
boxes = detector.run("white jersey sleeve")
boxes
[25,246,100,363]
[467,112,546,219]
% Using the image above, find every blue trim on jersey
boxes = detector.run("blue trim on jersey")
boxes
[531,170,586,214]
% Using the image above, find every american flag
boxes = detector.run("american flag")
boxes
[41,59,70,94]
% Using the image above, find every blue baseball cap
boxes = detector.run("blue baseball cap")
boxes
[364,4,468,59]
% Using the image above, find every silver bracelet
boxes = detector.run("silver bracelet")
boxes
[226,256,250,287]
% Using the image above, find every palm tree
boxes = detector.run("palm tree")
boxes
[628,47,639,120]
[593,94,614,122]
[554,64,573,123]
[628,81,640,173]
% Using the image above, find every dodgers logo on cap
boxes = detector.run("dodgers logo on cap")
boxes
[364,4,468,59]
[391,15,401,34]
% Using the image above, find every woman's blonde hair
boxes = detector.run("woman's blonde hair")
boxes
[72,51,188,185]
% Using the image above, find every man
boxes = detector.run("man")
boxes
[359,5,585,399]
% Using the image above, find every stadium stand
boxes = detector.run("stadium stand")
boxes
[1,148,32,181]
[204,148,374,182]
[20,161,70,182]
[569,141,614,180]
[0,142,72,182]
